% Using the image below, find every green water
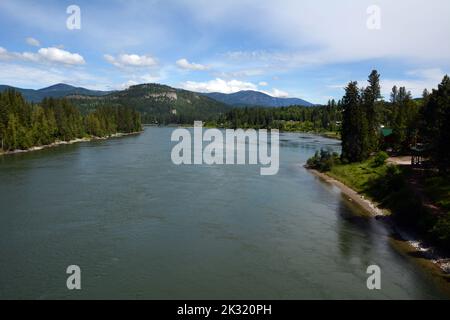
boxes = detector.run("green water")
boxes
[0,127,448,299]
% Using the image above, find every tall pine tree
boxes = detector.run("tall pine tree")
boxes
[341,81,369,162]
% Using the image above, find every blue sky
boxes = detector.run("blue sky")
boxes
[0,0,449,104]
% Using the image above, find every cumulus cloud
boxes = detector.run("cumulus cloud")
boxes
[0,62,105,89]
[263,88,289,98]
[104,53,157,68]
[0,46,85,65]
[36,47,85,65]
[180,78,290,97]
[25,37,41,47]
[176,58,209,71]
[181,78,258,93]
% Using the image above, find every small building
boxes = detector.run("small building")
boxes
[380,127,394,147]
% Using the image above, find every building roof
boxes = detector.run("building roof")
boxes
[380,128,393,137]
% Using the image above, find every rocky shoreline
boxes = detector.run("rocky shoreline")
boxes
[0,131,142,156]
[307,168,450,275]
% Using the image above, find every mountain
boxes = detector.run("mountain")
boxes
[0,83,111,102]
[203,90,314,107]
[67,83,231,124]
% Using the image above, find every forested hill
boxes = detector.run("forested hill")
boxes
[204,90,314,107]
[0,84,111,103]
[68,83,231,124]
[0,90,141,152]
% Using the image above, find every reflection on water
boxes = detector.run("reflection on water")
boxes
[0,128,448,299]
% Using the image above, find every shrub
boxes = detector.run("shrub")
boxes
[373,151,389,167]
[307,149,340,172]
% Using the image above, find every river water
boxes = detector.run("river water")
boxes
[0,127,448,299]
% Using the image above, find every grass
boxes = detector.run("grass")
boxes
[327,159,389,195]
[322,156,450,250]
[425,176,450,214]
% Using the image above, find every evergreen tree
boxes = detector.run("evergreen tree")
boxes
[422,75,450,171]
[363,70,381,153]
[341,81,369,162]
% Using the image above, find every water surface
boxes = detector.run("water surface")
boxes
[0,127,448,299]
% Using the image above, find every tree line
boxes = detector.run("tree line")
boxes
[0,90,142,152]
[341,70,450,171]
[213,102,342,132]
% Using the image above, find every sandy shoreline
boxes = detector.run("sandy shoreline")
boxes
[0,131,142,156]
[307,168,450,275]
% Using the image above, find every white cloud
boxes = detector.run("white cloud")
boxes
[0,46,85,65]
[176,58,209,71]
[180,78,291,97]
[259,81,268,86]
[104,53,157,68]
[263,88,289,98]
[36,47,85,65]
[0,62,105,89]
[119,80,139,90]
[181,78,258,93]
[25,37,41,47]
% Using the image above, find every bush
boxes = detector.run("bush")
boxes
[373,151,389,167]
[431,215,450,249]
[307,149,340,172]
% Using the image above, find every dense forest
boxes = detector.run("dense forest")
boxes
[339,70,449,170]
[216,71,428,158]
[307,71,450,250]
[0,90,142,152]
[69,83,230,125]
[212,102,342,132]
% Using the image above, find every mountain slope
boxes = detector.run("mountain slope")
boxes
[68,83,231,124]
[204,90,314,107]
[0,83,111,102]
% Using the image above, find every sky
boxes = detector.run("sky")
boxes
[0,0,449,104]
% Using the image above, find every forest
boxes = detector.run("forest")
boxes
[306,71,450,250]
[0,90,142,152]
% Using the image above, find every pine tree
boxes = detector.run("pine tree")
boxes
[422,75,450,171]
[362,70,381,153]
[341,81,369,162]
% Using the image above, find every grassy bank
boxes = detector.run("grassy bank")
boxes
[307,152,450,251]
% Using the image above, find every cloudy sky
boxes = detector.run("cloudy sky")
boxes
[0,0,449,104]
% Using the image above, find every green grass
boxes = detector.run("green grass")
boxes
[323,157,450,250]
[425,176,450,214]
[327,160,389,195]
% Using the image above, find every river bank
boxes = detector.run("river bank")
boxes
[307,168,450,277]
[0,131,143,156]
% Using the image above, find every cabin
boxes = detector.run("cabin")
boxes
[379,127,394,149]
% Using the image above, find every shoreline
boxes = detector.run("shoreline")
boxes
[307,168,450,276]
[0,131,142,156]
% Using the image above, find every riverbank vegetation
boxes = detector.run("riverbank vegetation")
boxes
[0,90,142,153]
[306,70,450,251]
[207,101,343,133]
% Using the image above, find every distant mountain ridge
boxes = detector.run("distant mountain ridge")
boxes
[203,90,314,107]
[66,83,231,124]
[0,83,111,102]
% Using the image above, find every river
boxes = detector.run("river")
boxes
[0,127,448,299]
